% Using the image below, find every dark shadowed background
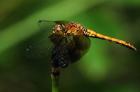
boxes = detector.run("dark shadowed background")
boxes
[0,0,140,92]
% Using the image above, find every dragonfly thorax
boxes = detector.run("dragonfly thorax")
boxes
[53,22,87,36]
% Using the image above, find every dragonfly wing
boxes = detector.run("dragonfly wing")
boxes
[66,35,91,63]
[23,21,57,61]
[38,20,69,25]
[54,20,69,24]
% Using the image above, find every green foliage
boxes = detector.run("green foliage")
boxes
[0,0,139,92]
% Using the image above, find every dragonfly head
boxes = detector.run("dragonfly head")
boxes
[53,24,66,35]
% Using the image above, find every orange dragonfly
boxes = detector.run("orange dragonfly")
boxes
[38,20,136,69]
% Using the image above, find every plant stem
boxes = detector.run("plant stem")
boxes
[51,67,60,92]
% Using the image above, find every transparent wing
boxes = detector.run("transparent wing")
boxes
[23,20,57,61]
[54,20,69,24]
[38,20,69,25]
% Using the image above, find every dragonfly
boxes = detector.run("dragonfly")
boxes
[27,20,136,76]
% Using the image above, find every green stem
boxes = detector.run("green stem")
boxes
[51,67,60,92]
[52,75,59,92]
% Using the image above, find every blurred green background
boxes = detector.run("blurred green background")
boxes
[0,0,140,92]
